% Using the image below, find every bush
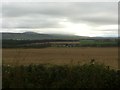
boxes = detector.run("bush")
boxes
[2,64,120,88]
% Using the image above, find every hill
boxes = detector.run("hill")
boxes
[2,32,88,40]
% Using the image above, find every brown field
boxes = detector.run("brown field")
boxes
[2,47,118,69]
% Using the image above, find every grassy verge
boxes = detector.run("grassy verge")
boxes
[2,63,120,88]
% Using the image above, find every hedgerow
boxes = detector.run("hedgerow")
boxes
[2,63,120,88]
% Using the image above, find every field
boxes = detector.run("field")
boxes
[2,47,118,69]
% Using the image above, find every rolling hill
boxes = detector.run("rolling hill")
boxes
[2,32,88,40]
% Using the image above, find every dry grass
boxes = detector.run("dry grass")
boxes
[2,47,118,69]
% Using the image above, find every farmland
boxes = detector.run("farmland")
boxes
[2,37,119,88]
[2,47,118,69]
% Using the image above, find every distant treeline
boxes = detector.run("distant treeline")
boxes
[2,39,119,48]
[2,39,79,48]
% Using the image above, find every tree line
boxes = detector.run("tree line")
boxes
[2,39,119,48]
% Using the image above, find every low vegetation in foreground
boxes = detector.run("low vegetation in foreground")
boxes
[3,63,120,88]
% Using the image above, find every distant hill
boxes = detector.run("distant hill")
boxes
[23,31,39,34]
[2,32,89,40]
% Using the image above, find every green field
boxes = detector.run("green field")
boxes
[79,40,118,47]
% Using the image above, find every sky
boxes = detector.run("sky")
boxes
[2,2,118,37]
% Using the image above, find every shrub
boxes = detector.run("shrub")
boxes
[2,63,120,88]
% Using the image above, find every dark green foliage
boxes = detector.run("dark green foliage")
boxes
[79,40,118,47]
[2,39,119,48]
[2,39,52,48]
[2,64,120,88]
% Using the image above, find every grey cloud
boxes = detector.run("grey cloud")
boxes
[2,2,118,29]
[70,15,117,25]
[97,29,118,32]
[3,15,65,28]
[2,2,69,17]
[67,3,117,25]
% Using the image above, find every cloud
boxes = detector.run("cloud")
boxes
[3,16,65,28]
[2,2,118,37]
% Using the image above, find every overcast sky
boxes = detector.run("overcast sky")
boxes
[2,2,118,37]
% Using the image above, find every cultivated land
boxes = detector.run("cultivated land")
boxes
[2,47,118,69]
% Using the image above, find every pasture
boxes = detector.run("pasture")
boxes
[2,47,118,69]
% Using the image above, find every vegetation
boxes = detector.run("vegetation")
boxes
[79,40,118,47]
[2,39,119,48]
[2,33,119,88]
[3,63,120,88]
[2,32,83,40]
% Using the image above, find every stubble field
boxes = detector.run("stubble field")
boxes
[2,47,118,69]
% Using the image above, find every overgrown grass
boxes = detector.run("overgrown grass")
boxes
[2,63,120,88]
